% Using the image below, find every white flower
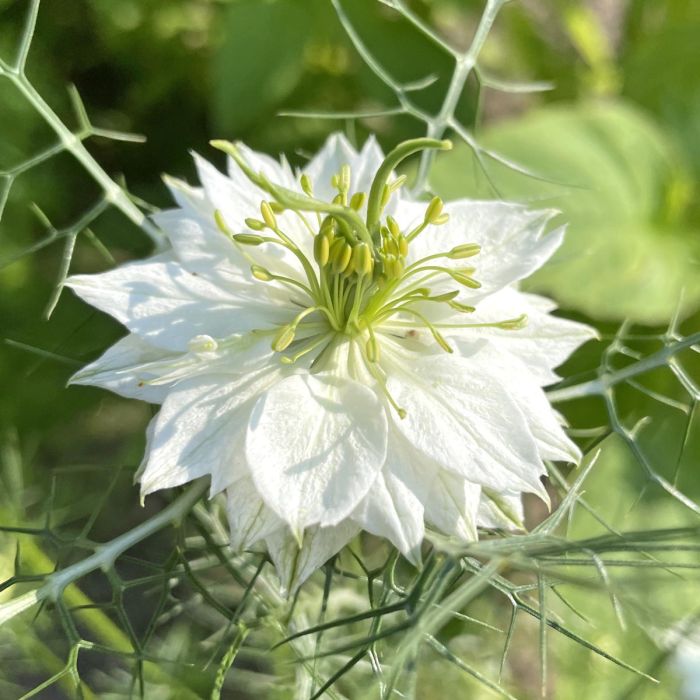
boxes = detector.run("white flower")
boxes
[67,133,596,593]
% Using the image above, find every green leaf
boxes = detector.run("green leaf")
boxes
[211,0,323,134]
[429,101,700,324]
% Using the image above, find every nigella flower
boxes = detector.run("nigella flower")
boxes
[67,133,595,593]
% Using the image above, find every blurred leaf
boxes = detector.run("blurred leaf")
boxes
[429,101,700,323]
[211,0,325,134]
[624,22,700,179]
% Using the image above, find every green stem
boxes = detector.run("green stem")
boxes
[4,71,163,248]
[365,138,451,234]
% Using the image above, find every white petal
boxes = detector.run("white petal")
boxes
[70,334,176,403]
[424,470,480,542]
[140,369,279,496]
[301,133,384,204]
[226,477,283,551]
[352,469,424,565]
[228,143,298,191]
[265,520,359,596]
[66,258,288,351]
[477,490,524,530]
[385,347,547,498]
[153,207,250,286]
[461,339,581,463]
[404,200,563,301]
[195,153,309,268]
[246,374,388,533]
[449,287,597,385]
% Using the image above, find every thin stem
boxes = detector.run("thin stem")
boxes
[412,0,507,194]
[4,73,162,247]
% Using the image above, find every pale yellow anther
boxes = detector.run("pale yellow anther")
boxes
[449,271,481,289]
[245,217,265,231]
[251,265,273,281]
[339,164,351,193]
[349,192,366,211]
[498,314,528,330]
[272,324,296,352]
[398,235,409,258]
[260,201,277,229]
[332,241,353,274]
[214,209,232,236]
[424,196,444,224]
[300,173,313,197]
[233,233,265,246]
[388,174,407,192]
[448,300,476,313]
[352,243,373,277]
[314,232,330,267]
[448,243,481,260]
[366,334,380,363]
[386,216,401,239]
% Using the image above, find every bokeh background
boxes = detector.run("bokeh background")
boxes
[1,0,699,698]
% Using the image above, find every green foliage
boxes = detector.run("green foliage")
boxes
[428,101,700,324]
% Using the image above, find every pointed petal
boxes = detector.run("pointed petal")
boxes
[352,469,424,565]
[226,477,283,550]
[385,346,547,498]
[464,340,582,463]
[424,470,480,542]
[448,287,597,385]
[477,490,524,530]
[66,258,288,351]
[301,133,384,204]
[266,520,359,596]
[70,334,176,403]
[247,374,387,533]
[404,200,563,300]
[140,369,279,496]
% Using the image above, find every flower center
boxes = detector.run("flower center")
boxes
[209,138,527,394]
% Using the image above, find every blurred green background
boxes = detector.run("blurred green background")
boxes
[1,0,699,698]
